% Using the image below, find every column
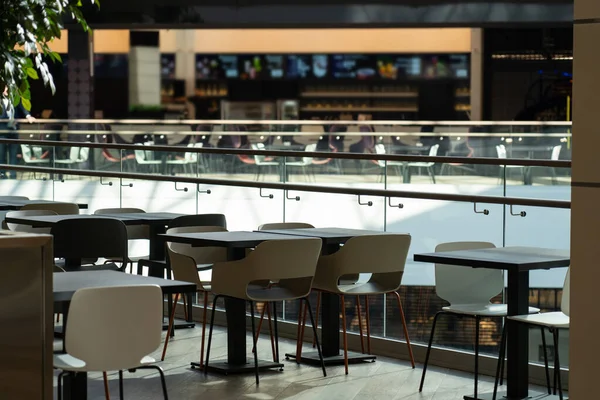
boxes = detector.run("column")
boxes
[129,31,161,109]
[469,28,483,121]
[174,30,196,100]
[67,30,94,120]
[570,0,600,397]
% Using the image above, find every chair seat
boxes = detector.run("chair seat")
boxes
[443,303,540,316]
[508,312,569,328]
[407,162,434,168]
[54,354,156,372]
[247,285,306,302]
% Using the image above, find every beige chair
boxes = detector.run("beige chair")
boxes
[94,207,150,272]
[6,210,58,233]
[21,202,79,215]
[306,234,414,374]
[0,196,29,200]
[162,226,228,367]
[258,222,315,230]
[205,238,326,384]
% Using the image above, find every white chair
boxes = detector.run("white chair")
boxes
[285,143,316,182]
[419,242,540,399]
[20,144,49,179]
[0,195,29,200]
[252,143,279,181]
[162,225,228,366]
[374,143,405,182]
[55,146,90,168]
[492,268,570,400]
[496,144,526,183]
[549,145,562,185]
[405,144,439,183]
[166,143,197,175]
[134,143,163,173]
[205,238,326,384]
[54,285,169,400]
[21,202,79,215]
[6,209,58,233]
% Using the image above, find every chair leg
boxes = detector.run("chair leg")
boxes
[161,293,179,361]
[312,292,321,348]
[340,295,349,375]
[136,365,169,400]
[199,291,209,368]
[419,311,445,392]
[304,297,327,377]
[365,295,372,354]
[540,326,552,394]
[182,295,188,321]
[393,291,415,368]
[296,301,307,362]
[103,371,110,400]
[204,295,220,374]
[272,302,281,366]
[266,303,277,362]
[57,371,65,400]
[553,328,564,400]
[249,301,260,385]
[492,320,507,400]
[356,296,365,354]
[118,370,124,399]
[474,316,481,400]
[253,303,267,353]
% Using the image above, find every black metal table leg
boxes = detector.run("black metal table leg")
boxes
[62,372,87,400]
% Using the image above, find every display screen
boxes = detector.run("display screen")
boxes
[331,55,376,79]
[421,55,452,79]
[239,55,266,79]
[161,54,175,79]
[196,55,238,79]
[286,55,311,78]
[376,55,421,79]
[265,55,285,78]
[94,54,128,78]
[311,54,329,79]
[449,54,470,79]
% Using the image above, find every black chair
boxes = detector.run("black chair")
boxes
[51,218,128,271]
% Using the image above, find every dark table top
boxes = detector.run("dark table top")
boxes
[5,212,188,228]
[53,271,196,302]
[413,246,570,271]
[160,230,312,248]
[0,199,88,211]
[258,227,390,245]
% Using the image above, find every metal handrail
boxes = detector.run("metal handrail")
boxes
[11,118,574,126]
[0,163,571,209]
[4,138,571,168]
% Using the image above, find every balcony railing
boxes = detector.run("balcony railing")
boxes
[0,119,571,384]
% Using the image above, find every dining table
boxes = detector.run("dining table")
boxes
[54,270,196,400]
[258,227,389,366]
[414,246,570,400]
[159,230,314,374]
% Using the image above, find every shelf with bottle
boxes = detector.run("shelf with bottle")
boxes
[195,83,228,98]
[455,86,471,98]
[300,83,419,99]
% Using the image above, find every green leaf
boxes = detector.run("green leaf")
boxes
[26,68,39,79]
[21,98,32,111]
[52,52,62,63]
[21,89,31,100]
[24,58,33,68]
[19,79,29,93]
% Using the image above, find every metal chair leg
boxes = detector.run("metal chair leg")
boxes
[393,291,415,368]
[340,295,349,375]
[161,293,179,361]
[103,371,110,400]
[57,371,65,400]
[199,291,209,368]
[136,365,169,400]
[272,302,281,366]
[474,316,480,400]
[118,370,124,399]
[553,329,564,400]
[312,292,321,348]
[356,296,365,354]
[419,312,444,392]
[249,301,260,385]
[365,295,372,354]
[296,301,307,362]
[541,326,551,394]
[304,297,327,377]
[266,303,276,362]
[492,321,507,400]
[204,295,220,374]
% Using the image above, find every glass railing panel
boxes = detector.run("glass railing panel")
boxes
[385,201,504,356]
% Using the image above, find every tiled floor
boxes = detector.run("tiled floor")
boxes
[53,325,552,400]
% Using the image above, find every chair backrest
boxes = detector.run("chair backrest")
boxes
[496,144,507,159]
[561,267,570,316]
[167,226,228,265]
[169,214,227,230]
[51,218,128,262]
[258,222,314,230]
[21,202,79,215]
[94,207,149,240]
[6,210,58,233]
[243,238,322,299]
[332,234,411,292]
[434,242,500,305]
[0,196,29,201]
[251,143,270,165]
[375,143,386,155]
[551,145,562,161]
[66,285,162,371]
[429,144,440,157]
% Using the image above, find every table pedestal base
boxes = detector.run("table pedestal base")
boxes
[284,350,376,365]
[162,318,195,331]
[192,359,284,374]
[464,391,567,400]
